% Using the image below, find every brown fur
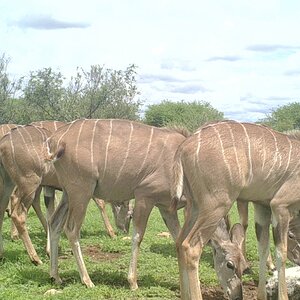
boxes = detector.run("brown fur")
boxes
[172,120,300,300]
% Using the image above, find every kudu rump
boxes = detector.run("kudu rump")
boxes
[172,120,300,300]
[45,119,247,297]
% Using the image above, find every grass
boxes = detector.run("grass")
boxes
[0,200,289,299]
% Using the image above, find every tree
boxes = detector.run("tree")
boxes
[21,64,141,122]
[144,100,224,132]
[64,64,141,121]
[0,54,23,123]
[258,102,300,132]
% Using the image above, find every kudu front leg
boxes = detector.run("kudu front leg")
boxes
[128,198,153,290]
[93,197,116,238]
[254,204,272,300]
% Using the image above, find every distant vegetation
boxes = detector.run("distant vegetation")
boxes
[1,53,299,131]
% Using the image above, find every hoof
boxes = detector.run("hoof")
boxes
[32,259,43,266]
[51,276,63,285]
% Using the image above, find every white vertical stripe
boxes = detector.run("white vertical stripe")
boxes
[264,128,279,180]
[90,120,99,170]
[102,119,113,180]
[213,126,233,182]
[75,120,86,174]
[240,123,253,184]
[137,126,153,175]
[195,130,201,167]
[57,121,76,147]
[114,121,134,184]
[21,127,42,167]
[226,123,243,183]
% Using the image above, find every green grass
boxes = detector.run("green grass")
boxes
[0,201,288,299]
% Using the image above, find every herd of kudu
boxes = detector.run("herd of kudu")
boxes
[1,119,300,299]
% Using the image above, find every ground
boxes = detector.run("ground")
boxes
[83,244,258,300]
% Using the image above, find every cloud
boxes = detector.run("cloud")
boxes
[284,69,300,76]
[169,83,209,94]
[139,73,185,84]
[13,14,90,30]
[246,44,300,52]
[206,55,242,62]
[160,59,196,71]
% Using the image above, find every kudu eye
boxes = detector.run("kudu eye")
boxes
[226,261,235,270]
[288,232,296,239]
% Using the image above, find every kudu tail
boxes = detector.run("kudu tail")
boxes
[170,152,184,212]
[44,138,66,162]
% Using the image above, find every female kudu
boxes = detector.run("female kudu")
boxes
[171,120,300,300]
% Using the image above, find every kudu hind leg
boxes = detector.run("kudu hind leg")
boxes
[177,195,233,300]
[0,180,14,257]
[128,198,153,290]
[11,185,43,265]
[158,207,181,240]
[63,190,94,288]
[49,191,68,285]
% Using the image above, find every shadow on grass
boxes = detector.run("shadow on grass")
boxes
[149,242,214,268]
[54,269,179,291]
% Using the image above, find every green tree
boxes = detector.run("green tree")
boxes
[0,54,23,123]
[22,67,65,121]
[20,64,141,122]
[144,100,224,131]
[64,64,141,121]
[258,102,300,132]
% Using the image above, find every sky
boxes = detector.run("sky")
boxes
[1,0,300,122]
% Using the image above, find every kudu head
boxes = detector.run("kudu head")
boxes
[111,201,133,234]
[211,221,247,300]
[286,213,300,265]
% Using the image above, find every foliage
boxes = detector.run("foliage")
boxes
[258,102,300,132]
[144,100,224,132]
[21,64,141,122]
[0,54,23,123]
[0,53,141,124]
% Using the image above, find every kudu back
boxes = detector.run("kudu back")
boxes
[46,118,247,297]
[172,120,300,300]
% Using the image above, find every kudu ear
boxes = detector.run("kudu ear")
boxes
[230,223,245,250]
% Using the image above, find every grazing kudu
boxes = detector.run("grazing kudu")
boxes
[0,123,130,266]
[237,200,300,271]
[30,120,128,239]
[45,118,247,298]
[171,120,300,300]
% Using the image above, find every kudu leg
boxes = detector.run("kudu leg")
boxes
[237,201,248,257]
[158,207,181,240]
[254,204,272,300]
[49,191,69,285]
[63,189,94,288]
[176,195,233,300]
[10,186,46,240]
[128,198,153,290]
[43,186,56,256]
[10,185,43,265]
[0,179,14,258]
[93,197,116,238]
[271,201,291,300]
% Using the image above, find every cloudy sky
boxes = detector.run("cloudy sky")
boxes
[1,0,300,121]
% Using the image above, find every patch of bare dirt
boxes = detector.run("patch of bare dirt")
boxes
[202,281,257,300]
[83,245,122,261]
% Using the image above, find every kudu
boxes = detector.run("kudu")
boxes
[45,118,247,298]
[171,120,300,300]
[0,123,130,265]
[237,201,300,271]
